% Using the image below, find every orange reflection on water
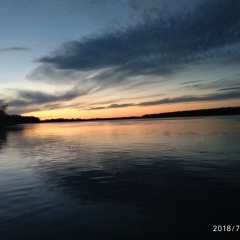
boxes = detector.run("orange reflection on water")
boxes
[22,116,240,154]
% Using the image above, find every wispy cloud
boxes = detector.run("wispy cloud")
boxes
[217,86,240,92]
[138,91,240,107]
[88,103,135,110]
[180,80,204,85]
[1,47,30,52]
[87,90,240,110]
[182,77,240,91]
[6,87,90,110]
[0,99,7,105]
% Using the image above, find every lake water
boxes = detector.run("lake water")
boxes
[1,116,240,240]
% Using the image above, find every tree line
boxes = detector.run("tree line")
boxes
[0,105,40,126]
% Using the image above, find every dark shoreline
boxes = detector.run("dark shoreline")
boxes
[1,107,240,127]
[41,107,240,123]
[0,115,40,127]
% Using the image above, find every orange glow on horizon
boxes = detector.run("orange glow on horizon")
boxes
[22,99,240,120]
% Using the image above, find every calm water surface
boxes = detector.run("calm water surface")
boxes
[1,116,240,240]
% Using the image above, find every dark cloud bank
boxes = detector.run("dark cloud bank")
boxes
[30,0,240,81]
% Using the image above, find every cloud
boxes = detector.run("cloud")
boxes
[6,87,90,110]
[182,77,240,91]
[87,90,240,110]
[217,86,240,91]
[138,91,240,107]
[180,80,204,85]
[1,47,30,52]
[29,0,240,85]
[88,103,135,110]
[0,99,7,105]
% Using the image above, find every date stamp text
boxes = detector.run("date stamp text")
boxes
[213,225,239,232]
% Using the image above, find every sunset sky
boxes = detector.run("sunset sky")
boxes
[1,0,240,120]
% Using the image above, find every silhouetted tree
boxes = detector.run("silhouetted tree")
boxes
[0,104,8,115]
[0,104,40,126]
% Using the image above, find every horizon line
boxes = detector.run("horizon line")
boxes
[40,106,240,122]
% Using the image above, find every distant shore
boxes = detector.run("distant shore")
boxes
[0,115,40,127]
[41,107,240,123]
[1,107,240,127]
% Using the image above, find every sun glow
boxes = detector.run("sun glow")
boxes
[21,98,239,121]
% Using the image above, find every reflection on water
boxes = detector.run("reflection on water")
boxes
[0,117,240,240]
[0,126,24,150]
[0,130,7,149]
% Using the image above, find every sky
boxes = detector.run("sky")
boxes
[0,0,240,120]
